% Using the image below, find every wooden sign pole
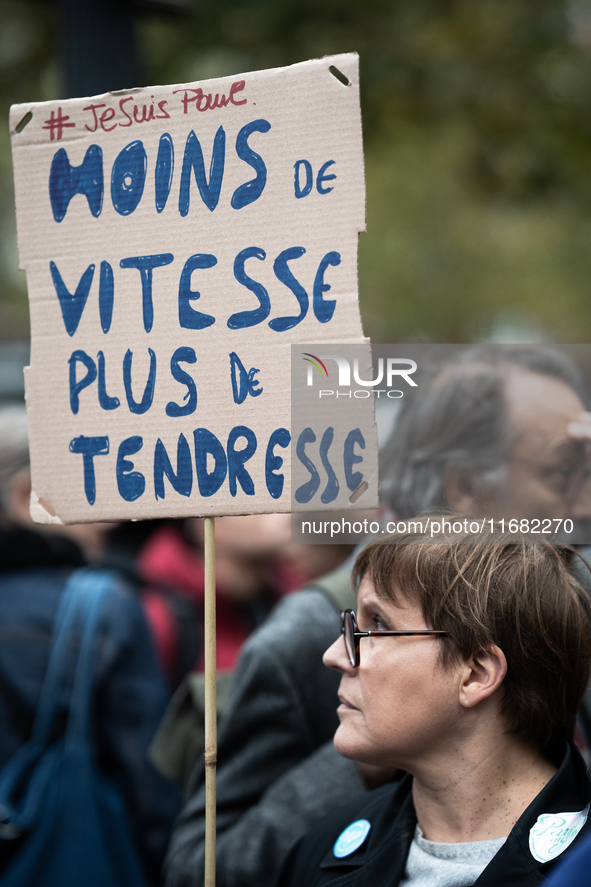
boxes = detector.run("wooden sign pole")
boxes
[203,516,217,887]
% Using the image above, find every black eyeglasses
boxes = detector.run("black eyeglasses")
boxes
[340,609,447,668]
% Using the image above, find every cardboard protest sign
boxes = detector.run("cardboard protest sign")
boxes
[10,53,377,523]
[291,341,379,515]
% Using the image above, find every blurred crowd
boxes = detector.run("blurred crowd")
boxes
[2,345,591,886]
[0,400,353,884]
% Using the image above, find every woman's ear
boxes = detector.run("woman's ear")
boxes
[458,645,507,709]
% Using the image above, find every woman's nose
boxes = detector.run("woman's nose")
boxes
[323,634,355,673]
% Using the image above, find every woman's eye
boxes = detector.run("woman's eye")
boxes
[372,615,388,631]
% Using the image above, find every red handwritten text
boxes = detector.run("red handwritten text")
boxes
[83,95,170,133]
[173,80,247,114]
[43,108,76,141]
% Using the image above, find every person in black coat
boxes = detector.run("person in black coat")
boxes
[277,525,591,887]
[0,405,181,883]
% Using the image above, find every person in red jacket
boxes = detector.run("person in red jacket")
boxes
[137,514,303,675]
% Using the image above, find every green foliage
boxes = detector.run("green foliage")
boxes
[361,124,591,342]
[139,0,591,202]
[0,0,59,338]
[3,0,591,340]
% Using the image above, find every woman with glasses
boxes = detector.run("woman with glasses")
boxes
[275,525,591,887]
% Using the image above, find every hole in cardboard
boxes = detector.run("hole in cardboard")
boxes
[329,66,350,87]
[110,87,143,96]
[38,496,57,517]
[15,111,32,133]
[349,481,368,503]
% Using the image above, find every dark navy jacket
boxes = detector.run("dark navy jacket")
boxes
[276,743,591,887]
[0,527,181,883]
[545,830,591,886]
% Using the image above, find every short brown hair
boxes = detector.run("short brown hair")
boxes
[353,525,591,756]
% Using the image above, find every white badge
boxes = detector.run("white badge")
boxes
[529,804,589,863]
[333,819,371,858]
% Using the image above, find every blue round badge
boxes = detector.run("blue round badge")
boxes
[333,820,371,858]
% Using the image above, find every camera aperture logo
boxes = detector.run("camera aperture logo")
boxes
[302,353,329,379]
[302,352,417,398]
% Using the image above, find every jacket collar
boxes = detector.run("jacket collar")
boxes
[475,742,591,885]
[319,775,416,876]
[319,744,591,885]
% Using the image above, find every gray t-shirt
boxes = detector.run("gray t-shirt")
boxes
[400,826,507,887]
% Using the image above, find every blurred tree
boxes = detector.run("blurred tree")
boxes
[3,0,591,341]
[138,0,591,202]
[0,0,57,338]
